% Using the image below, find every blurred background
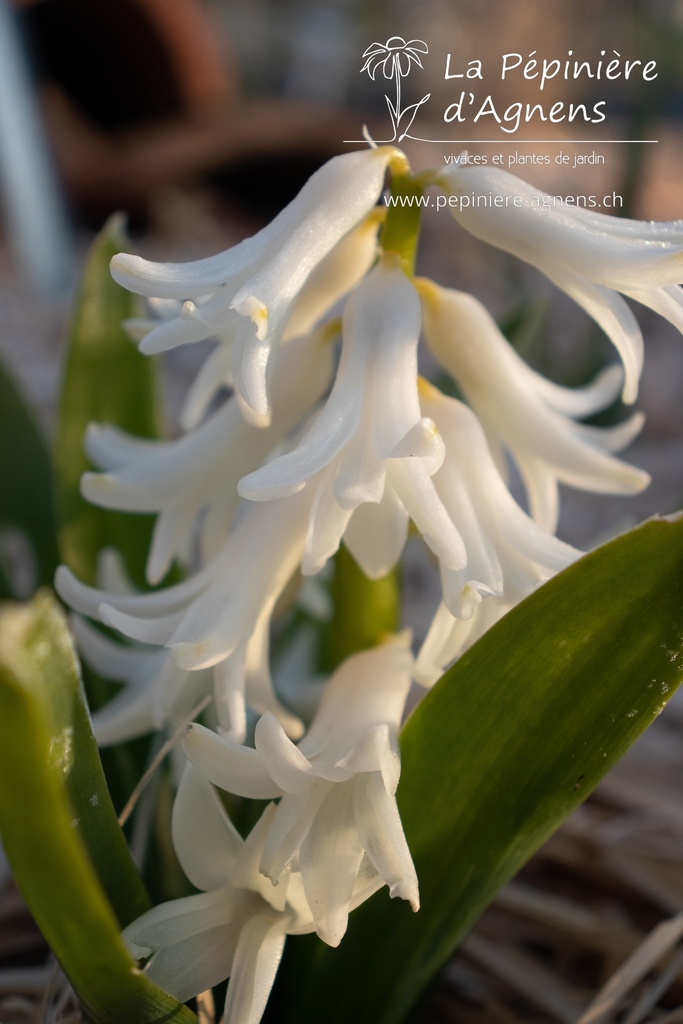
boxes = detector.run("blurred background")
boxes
[1,2,683,1022]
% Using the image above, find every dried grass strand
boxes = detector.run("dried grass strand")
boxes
[576,911,683,1024]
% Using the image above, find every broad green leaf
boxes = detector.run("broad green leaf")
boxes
[0,356,59,594]
[0,591,148,923]
[280,515,683,1024]
[0,592,196,1023]
[53,215,160,588]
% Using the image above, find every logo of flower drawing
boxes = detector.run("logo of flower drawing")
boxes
[361,36,430,142]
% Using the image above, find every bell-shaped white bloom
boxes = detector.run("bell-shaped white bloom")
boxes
[436,161,683,404]
[111,148,405,424]
[183,635,419,947]
[124,764,323,1024]
[71,578,327,750]
[80,329,335,584]
[56,491,314,742]
[419,281,650,533]
[418,380,580,619]
[239,255,463,580]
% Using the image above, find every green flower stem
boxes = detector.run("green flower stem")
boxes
[379,167,424,275]
[322,547,400,670]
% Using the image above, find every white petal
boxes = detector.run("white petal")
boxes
[360,259,423,458]
[436,163,683,287]
[415,597,514,686]
[239,255,424,505]
[181,342,233,430]
[336,723,400,795]
[353,773,419,911]
[299,784,364,947]
[183,723,281,800]
[69,613,155,684]
[300,636,413,771]
[145,921,238,1004]
[139,306,221,355]
[243,602,304,741]
[388,460,467,571]
[230,804,289,911]
[420,284,650,500]
[514,454,560,533]
[55,561,210,620]
[172,763,243,890]
[282,210,383,340]
[110,234,263,298]
[91,681,160,746]
[259,781,331,882]
[90,494,308,671]
[525,363,623,418]
[388,417,445,474]
[124,889,223,957]
[222,911,288,1024]
[547,267,643,404]
[254,713,316,793]
[238,333,366,501]
[332,407,386,510]
[301,467,353,576]
[212,648,249,743]
[228,147,402,345]
[342,487,409,580]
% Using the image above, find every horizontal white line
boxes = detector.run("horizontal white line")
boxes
[344,139,658,144]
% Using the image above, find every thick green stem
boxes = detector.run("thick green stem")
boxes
[322,547,400,671]
[379,166,424,275]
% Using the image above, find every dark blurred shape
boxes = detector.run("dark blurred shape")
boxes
[21,0,190,129]
[16,0,362,226]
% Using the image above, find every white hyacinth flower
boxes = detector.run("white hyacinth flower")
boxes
[419,380,580,619]
[80,328,335,584]
[239,255,463,580]
[419,281,650,533]
[183,635,419,947]
[111,147,405,425]
[124,765,324,1024]
[56,491,314,742]
[436,161,683,403]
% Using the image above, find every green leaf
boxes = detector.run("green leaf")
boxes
[281,515,683,1024]
[0,356,59,594]
[0,591,148,923]
[0,591,196,1023]
[53,214,161,589]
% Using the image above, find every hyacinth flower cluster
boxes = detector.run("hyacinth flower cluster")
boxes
[54,143,683,1023]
